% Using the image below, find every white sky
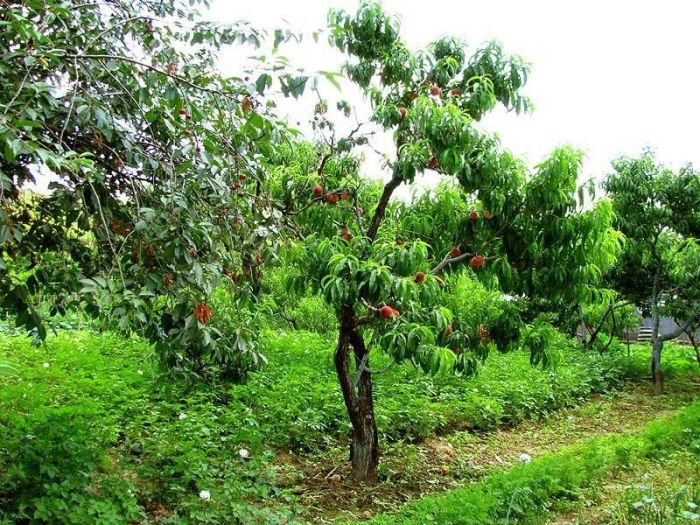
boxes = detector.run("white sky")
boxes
[210,0,700,195]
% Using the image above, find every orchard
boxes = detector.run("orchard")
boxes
[0,1,698,523]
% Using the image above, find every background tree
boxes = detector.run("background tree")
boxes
[0,0,308,379]
[579,298,639,352]
[278,1,621,481]
[603,151,700,392]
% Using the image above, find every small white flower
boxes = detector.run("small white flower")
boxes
[519,453,532,464]
[178,413,187,420]
[238,448,250,459]
[198,490,211,501]
[136,370,144,376]
[42,362,50,368]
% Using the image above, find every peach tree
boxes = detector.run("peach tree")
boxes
[0,0,306,380]
[603,151,700,392]
[277,2,622,481]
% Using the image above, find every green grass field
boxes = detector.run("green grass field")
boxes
[1,329,698,523]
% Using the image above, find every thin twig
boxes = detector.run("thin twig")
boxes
[59,58,80,145]
[88,180,126,289]
[65,53,240,98]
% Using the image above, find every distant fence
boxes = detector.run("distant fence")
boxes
[636,326,653,343]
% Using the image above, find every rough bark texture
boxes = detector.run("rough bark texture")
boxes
[334,304,379,482]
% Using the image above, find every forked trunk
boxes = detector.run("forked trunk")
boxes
[334,304,379,482]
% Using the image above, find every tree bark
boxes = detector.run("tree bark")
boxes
[585,303,616,351]
[334,304,379,482]
[330,174,403,482]
[651,338,663,394]
[348,327,379,481]
[650,264,663,394]
[577,305,588,349]
[689,331,700,367]
[366,176,402,241]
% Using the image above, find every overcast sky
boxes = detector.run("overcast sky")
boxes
[210,0,700,192]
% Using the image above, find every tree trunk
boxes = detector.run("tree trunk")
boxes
[577,305,588,349]
[586,303,613,351]
[334,304,379,482]
[686,330,700,368]
[651,338,663,394]
[650,264,663,394]
[349,328,379,481]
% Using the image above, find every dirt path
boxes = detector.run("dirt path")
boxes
[276,379,699,523]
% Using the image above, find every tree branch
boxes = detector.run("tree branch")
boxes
[367,176,402,241]
[429,250,496,275]
[659,310,699,343]
[65,53,239,98]
[353,203,366,237]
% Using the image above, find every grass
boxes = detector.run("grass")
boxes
[0,328,697,523]
[549,449,700,524]
[365,400,700,524]
[294,379,698,523]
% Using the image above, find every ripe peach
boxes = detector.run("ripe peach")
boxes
[380,305,394,319]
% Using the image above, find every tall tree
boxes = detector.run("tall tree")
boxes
[279,1,621,481]
[0,0,306,379]
[603,151,700,392]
